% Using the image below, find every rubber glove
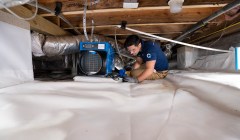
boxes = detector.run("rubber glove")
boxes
[122,76,139,83]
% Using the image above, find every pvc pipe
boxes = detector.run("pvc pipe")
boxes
[117,25,231,53]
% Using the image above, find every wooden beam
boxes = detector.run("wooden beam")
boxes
[63,22,198,29]
[72,24,192,35]
[115,33,179,43]
[40,4,227,17]
[57,17,61,27]
[9,6,70,36]
[0,10,29,30]
[104,32,182,36]
[58,7,224,28]
[37,0,232,14]
[64,22,213,37]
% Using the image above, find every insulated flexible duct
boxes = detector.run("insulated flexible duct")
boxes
[31,33,126,57]
[42,35,82,56]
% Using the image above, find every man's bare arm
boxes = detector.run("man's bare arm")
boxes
[133,57,143,69]
[137,60,155,82]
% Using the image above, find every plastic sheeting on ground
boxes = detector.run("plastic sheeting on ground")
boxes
[0,71,240,140]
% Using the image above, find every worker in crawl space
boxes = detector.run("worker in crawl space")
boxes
[123,35,169,83]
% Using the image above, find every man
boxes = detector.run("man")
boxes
[123,35,168,83]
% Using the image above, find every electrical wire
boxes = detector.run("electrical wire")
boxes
[90,0,94,42]
[189,21,240,44]
[207,21,228,47]
[114,27,123,61]
[0,0,38,20]
[83,0,89,41]
[91,19,94,42]
[27,2,81,35]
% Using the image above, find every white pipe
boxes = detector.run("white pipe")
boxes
[27,2,81,35]
[0,0,38,20]
[117,25,232,53]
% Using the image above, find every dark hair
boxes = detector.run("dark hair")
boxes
[124,35,141,49]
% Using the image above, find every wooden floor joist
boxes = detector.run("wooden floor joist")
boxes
[9,6,70,36]
[40,4,227,17]
[63,22,198,30]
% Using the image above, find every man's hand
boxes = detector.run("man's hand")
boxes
[122,76,139,83]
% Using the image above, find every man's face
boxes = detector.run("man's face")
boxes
[127,43,141,56]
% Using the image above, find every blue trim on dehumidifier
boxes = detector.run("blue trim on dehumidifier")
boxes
[235,47,239,71]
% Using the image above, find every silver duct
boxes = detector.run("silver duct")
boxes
[43,35,82,56]
[31,32,135,70]
[31,32,126,57]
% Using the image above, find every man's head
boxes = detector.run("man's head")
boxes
[124,35,142,56]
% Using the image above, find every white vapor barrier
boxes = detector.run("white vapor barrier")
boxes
[177,46,236,71]
[190,51,235,71]
[0,71,240,140]
[177,47,199,69]
[0,21,33,88]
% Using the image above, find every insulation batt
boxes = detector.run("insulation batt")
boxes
[31,32,45,57]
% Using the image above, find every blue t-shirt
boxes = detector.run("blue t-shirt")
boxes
[138,41,168,71]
